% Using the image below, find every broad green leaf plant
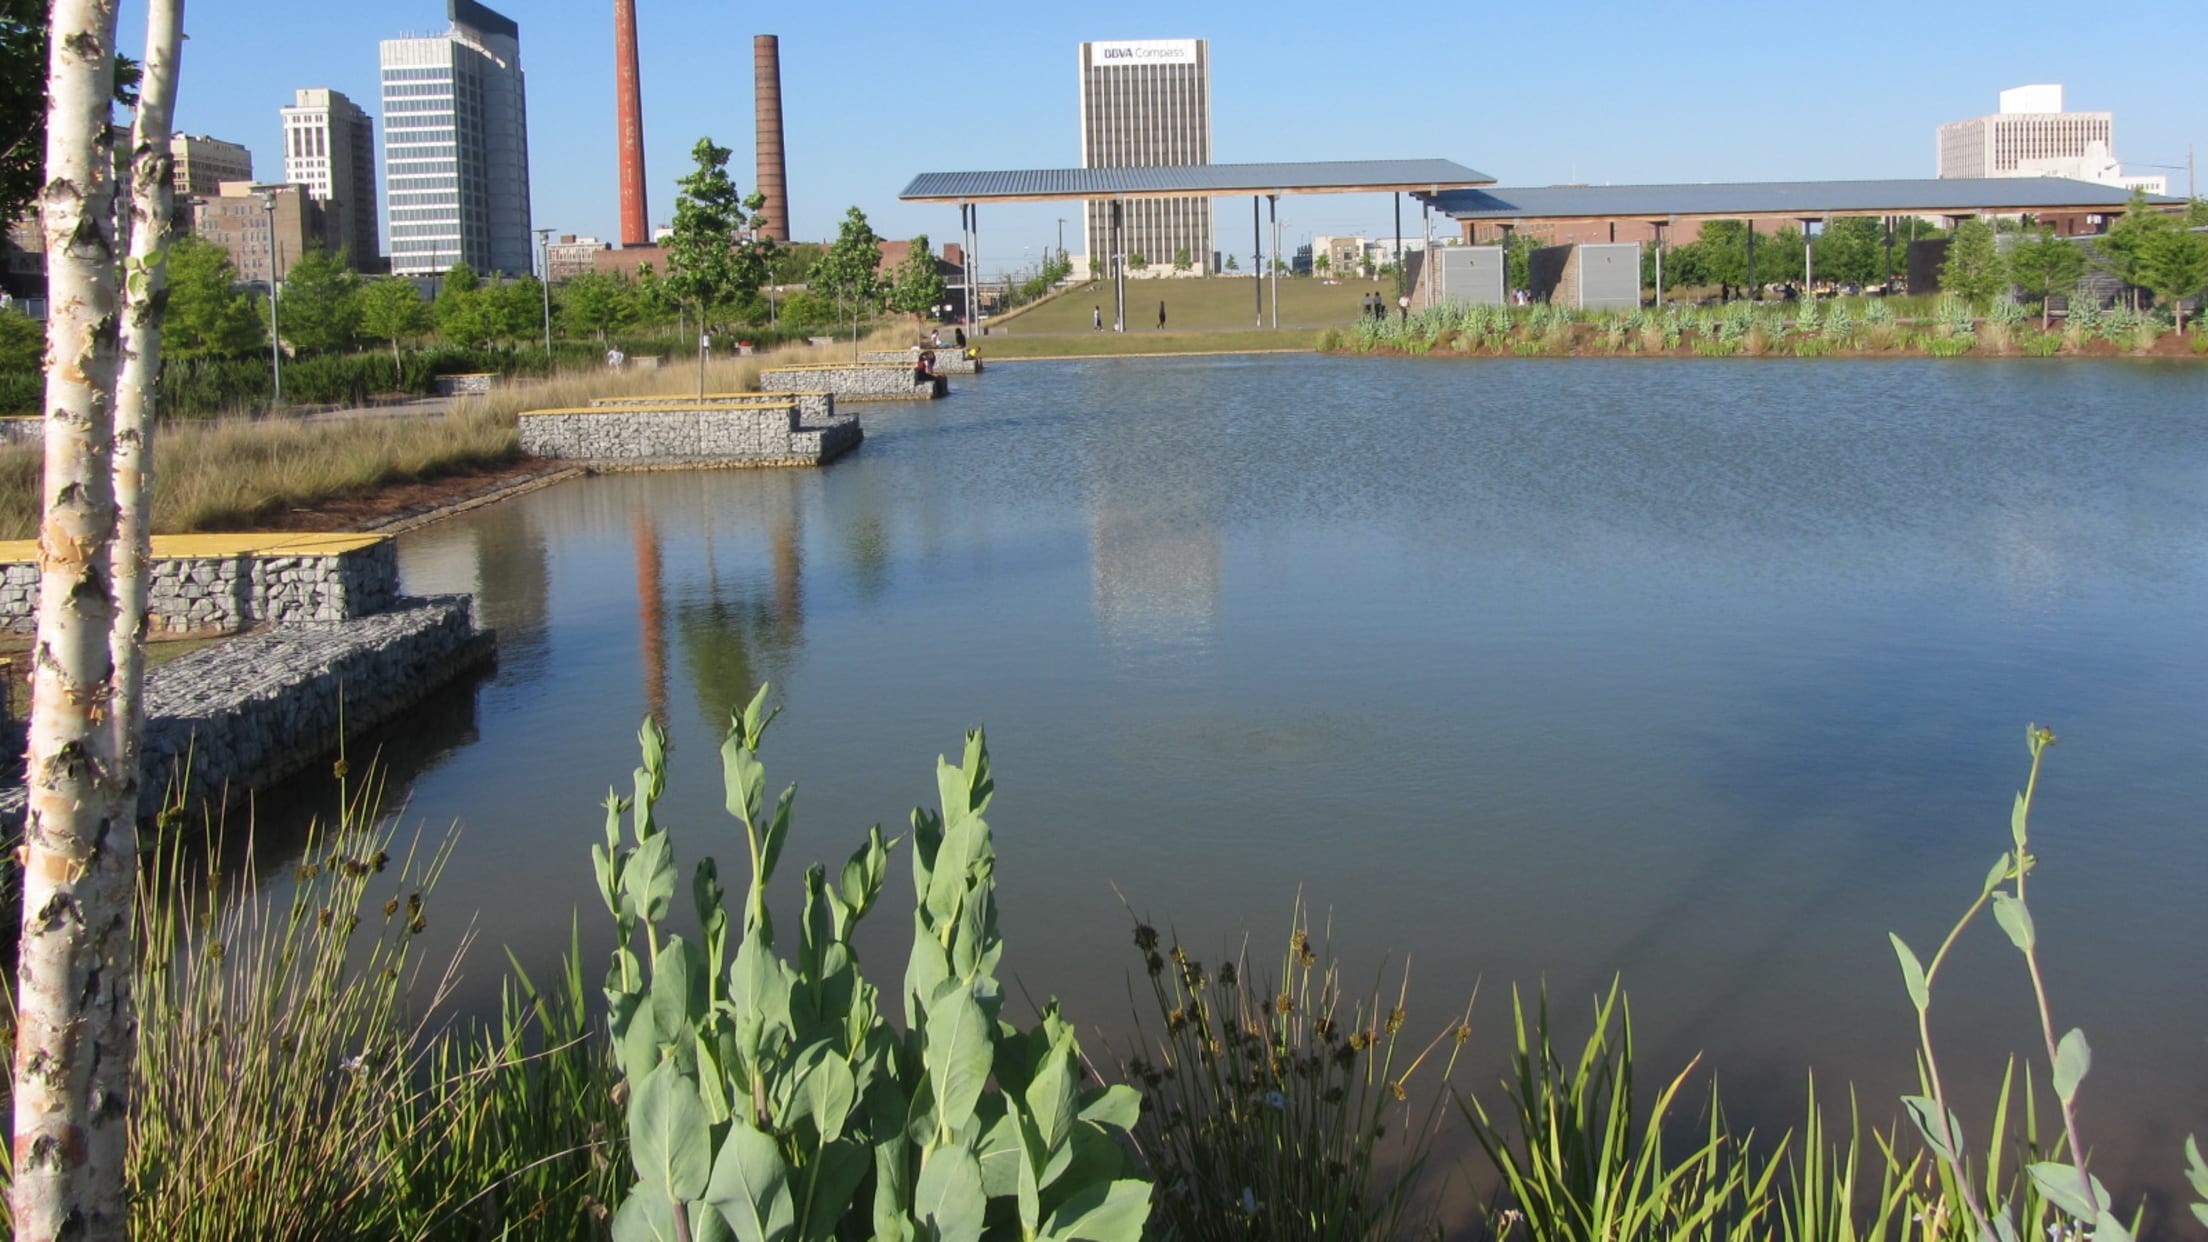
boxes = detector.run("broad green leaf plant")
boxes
[1886,727,2196,1242]
[591,686,1152,1242]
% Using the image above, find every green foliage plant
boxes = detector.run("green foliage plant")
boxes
[1119,904,1470,1241]
[884,235,948,326]
[1822,303,1853,348]
[1939,220,2007,309]
[1460,981,1784,1242]
[1885,728,2141,1242]
[2007,231,2085,329]
[161,235,267,358]
[2095,191,2173,310]
[274,244,363,354]
[359,277,436,381]
[2136,227,2208,333]
[809,206,885,332]
[592,687,1152,1242]
[0,304,40,374]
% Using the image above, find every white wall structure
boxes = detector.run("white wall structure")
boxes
[379,0,533,277]
[281,88,379,268]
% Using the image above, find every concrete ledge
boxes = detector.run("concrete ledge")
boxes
[758,363,945,401]
[0,534,400,635]
[0,595,495,825]
[0,416,39,444]
[434,372,496,397]
[588,390,835,422]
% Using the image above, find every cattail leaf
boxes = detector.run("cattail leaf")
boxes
[1890,934,1930,1010]
[1991,893,2035,952]
[705,1115,796,1242]
[630,1059,713,1204]
[2053,1028,2090,1104]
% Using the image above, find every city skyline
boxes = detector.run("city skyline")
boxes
[379,0,533,277]
[115,0,2205,279]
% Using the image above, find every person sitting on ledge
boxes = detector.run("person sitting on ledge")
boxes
[915,350,937,381]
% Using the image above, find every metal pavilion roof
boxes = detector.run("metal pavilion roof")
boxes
[898,159,1493,203]
[1424,177,2181,221]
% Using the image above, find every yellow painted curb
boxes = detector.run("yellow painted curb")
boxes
[0,532,387,562]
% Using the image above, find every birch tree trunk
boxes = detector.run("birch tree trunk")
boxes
[13,0,129,1238]
[111,0,184,823]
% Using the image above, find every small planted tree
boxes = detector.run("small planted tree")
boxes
[273,244,362,353]
[562,268,639,343]
[2096,189,2173,310]
[1939,218,2007,309]
[1171,246,1192,274]
[884,234,947,328]
[592,687,1152,1242]
[666,137,775,389]
[808,205,883,342]
[358,277,434,379]
[161,235,266,357]
[2007,229,2086,329]
[2137,226,2208,334]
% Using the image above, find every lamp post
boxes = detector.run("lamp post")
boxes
[260,190,283,410]
[535,227,554,360]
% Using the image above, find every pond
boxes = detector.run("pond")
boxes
[306,353,2208,1220]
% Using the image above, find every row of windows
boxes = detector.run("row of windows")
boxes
[391,175,459,189]
[390,223,458,238]
[386,99,454,114]
[383,67,451,82]
[383,81,451,97]
[389,144,457,159]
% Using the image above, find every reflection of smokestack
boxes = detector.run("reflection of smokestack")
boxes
[753,34,790,242]
[613,0,649,246]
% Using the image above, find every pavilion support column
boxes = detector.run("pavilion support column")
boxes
[1252,197,1262,327]
[1393,192,1404,307]
[1746,219,1757,301]
[1267,193,1279,329]
[1112,198,1125,332]
[1653,220,1666,307]
[1801,216,1817,293]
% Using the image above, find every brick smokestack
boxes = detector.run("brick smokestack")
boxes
[613,0,649,246]
[753,34,790,242]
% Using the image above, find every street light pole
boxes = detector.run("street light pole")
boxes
[535,227,554,360]
[261,191,283,410]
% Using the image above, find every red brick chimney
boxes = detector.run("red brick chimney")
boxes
[614,0,649,246]
[754,35,790,242]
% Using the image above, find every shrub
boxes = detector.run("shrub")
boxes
[1121,905,1468,1241]
[590,690,1152,1241]
[1926,336,1975,357]
[2019,332,2064,357]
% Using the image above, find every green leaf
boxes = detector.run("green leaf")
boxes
[1982,852,2011,896]
[1040,1178,1151,1242]
[1025,1027,1080,1157]
[630,1061,713,1203]
[2185,1134,2208,1199]
[651,936,697,1043]
[2011,791,2029,849]
[612,1190,685,1242]
[1991,893,2035,951]
[913,1145,986,1242]
[2052,1028,2090,1104]
[2027,1162,2107,1221]
[723,732,767,828]
[795,1139,870,1242]
[1890,934,1930,1010]
[626,832,677,923]
[2093,1211,2133,1242]
[804,1045,858,1145]
[923,980,993,1138]
[705,1116,796,1242]
[1076,1084,1141,1133]
[1902,1094,1958,1161]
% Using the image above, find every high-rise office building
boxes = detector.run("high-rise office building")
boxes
[380,0,533,277]
[280,88,378,268]
[1078,38,1211,276]
[168,134,253,197]
[1938,84,2119,181]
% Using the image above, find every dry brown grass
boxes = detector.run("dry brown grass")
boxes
[0,331,911,539]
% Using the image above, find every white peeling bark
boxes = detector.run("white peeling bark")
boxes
[13,0,128,1238]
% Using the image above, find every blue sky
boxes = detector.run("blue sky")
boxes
[123,0,2205,277]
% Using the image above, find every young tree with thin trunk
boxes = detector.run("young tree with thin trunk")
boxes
[358,276,433,381]
[2008,228,2086,329]
[2138,227,2208,334]
[15,0,182,1236]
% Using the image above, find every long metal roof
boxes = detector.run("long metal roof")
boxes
[1425,177,2181,221]
[899,159,1493,203]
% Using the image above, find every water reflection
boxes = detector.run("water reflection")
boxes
[337,356,2208,1219]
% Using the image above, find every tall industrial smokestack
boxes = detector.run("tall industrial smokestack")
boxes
[753,34,790,242]
[613,0,648,246]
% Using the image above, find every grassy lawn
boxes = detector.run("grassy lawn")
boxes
[991,275,1395,337]
[981,328,1322,359]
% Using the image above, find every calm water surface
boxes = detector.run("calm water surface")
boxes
[317,355,2207,1218]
